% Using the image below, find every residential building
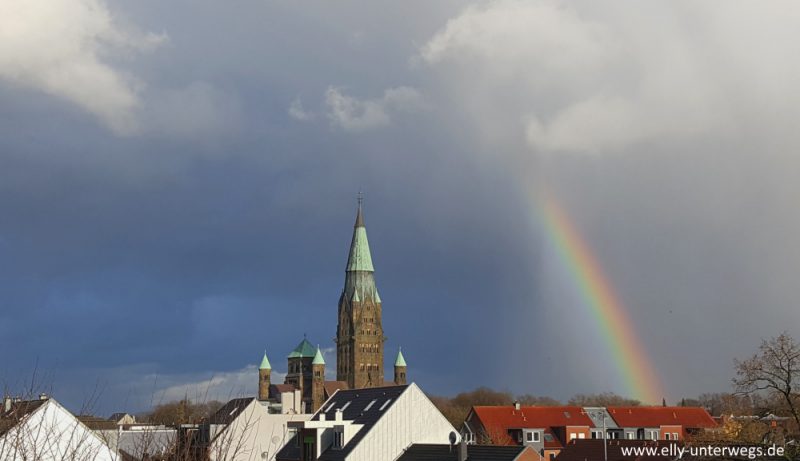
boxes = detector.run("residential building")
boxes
[605,406,717,441]
[194,397,311,461]
[461,404,717,459]
[108,413,136,425]
[461,404,593,460]
[0,396,118,461]
[275,383,457,461]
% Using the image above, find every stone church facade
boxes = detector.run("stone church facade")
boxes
[257,201,407,413]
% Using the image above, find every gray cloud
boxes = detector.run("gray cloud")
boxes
[325,86,425,132]
[1,0,799,413]
[0,0,165,134]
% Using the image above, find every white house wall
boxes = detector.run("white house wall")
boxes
[0,400,118,461]
[210,401,310,461]
[347,384,457,461]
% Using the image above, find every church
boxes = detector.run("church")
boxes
[256,200,408,413]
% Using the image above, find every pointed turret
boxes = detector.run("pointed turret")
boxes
[312,346,325,365]
[394,347,407,385]
[258,350,272,401]
[311,345,326,412]
[394,348,407,367]
[259,351,272,370]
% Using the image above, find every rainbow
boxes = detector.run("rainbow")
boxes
[536,188,663,404]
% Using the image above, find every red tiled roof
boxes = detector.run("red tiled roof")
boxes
[606,407,717,428]
[472,406,593,445]
[323,381,349,397]
[474,406,594,429]
[271,384,296,393]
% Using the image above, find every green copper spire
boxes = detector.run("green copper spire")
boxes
[346,202,374,272]
[259,350,271,370]
[312,345,325,365]
[394,348,407,367]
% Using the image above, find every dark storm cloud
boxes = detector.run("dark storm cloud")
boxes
[1,0,799,413]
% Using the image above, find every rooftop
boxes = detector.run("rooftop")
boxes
[606,406,717,428]
[397,444,532,461]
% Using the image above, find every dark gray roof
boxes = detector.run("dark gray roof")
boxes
[276,385,408,461]
[208,397,255,425]
[396,444,529,461]
[317,385,407,461]
[275,435,301,461]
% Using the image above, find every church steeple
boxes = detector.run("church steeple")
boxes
[346,198,374,272]
[336,196,385,389]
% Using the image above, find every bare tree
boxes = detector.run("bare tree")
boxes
[567,392,640,407]
[734,331,800,432]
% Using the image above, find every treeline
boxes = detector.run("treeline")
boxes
[137,399,224,425]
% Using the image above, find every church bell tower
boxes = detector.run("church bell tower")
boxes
[336,197,385,389]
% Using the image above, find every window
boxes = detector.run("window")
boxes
[664,432,671,440]
[673,432,679,440]
[533,432,540,443]
[334,431,344,449]
[569,433,575,441]
[626,432,633,439]
[526,432,533,442]
[578,433,585,439]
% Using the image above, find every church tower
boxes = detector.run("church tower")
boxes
[393,348,407,385]
[336,198,385,389]
[258,350,271,401]
[311,346,326,412]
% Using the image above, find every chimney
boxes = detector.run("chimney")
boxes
[3,396,11,413]
[319,413,326,421]
[335,409,343,422]
[458,439,468,461]
[514,401,521,411]
[38,393,48,401]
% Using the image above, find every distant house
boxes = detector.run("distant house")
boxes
[605,406,718,441]
[461,404,718,460]
[79,414,176,459]
[396,443,539,461]
[461,404,593,460]
[108,413,136,425]
[189,396,311,461]
[276,383,458,461]
[0,396,118,461]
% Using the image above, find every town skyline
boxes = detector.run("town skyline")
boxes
[2,0,800,416]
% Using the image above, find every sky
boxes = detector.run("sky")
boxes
[1,0,800,415]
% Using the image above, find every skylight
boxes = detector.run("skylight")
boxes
[340,401,351,412]
[379,399,392,411]
[364,399,377,411]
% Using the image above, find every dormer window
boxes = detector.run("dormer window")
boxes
[334,430,345,449]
